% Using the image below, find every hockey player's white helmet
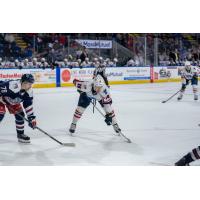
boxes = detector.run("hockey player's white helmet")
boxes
[185,61,190,66]
[113,58,118,62]
[41,58,45,62]
[33,58,37,62]
[185,61,191,71]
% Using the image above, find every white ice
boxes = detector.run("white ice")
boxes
[0,82,200,166]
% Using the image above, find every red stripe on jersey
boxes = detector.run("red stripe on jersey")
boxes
[74,114,81,119]
[26,108,33,113]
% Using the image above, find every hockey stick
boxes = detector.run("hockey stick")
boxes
[90,101,131,143]
[14,111,75,147]
[162,89,181,103]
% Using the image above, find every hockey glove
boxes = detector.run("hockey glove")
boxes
[181,84,186,91]
[193,74,198,80]
[105,113,112,126]
[28,115,37,129]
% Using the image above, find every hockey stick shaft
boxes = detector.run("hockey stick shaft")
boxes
[162,89,181,103]
[13,110,75,147]
[90,101,131,143]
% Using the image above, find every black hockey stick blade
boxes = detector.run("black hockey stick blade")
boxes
[162,100,166,103]
[62,142,76,147]
[118,131,132,143]
[126,138,132,143]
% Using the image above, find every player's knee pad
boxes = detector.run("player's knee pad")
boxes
[78,93,91,108]
[0,113,5,122]
[77,106,85,114]
[192,84,198,93]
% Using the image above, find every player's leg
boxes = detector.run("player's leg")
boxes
[99,100,121,134]
[191,76,198,100]
[177,79,188,100]
[69,92,91,134]
[101,72,109,87]
[9,104,30,143]
[175,146,200,166]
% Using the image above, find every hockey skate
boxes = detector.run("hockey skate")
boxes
[69,123,76,134]
[17,133,30,143]
[194,94,198,101]
[177,93,183,101]
[175,157,190,166]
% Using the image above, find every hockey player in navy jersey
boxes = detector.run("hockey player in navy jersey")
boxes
[177,61,198,101]
[0,74,37,143]
[69,75,121,135]
[175,146,200,166]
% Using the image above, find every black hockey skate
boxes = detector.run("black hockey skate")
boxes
[175,157,190,166]
[17,133,30,143]
[177,95,183,101]
[69,123,76,134]
[194,95,198,101]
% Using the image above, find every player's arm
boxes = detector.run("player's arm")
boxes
[73,79,90,93]
[98,88,113,125]
[22,90,37,129]
[0,82,9,104]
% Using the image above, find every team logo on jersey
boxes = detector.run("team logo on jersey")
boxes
[13,83,19,89]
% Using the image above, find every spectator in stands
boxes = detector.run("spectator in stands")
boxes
[85,57,91,66]
[32,58,39,68]
[14,59,21,69]
[126,58,135,66]
[79,47,88,63]
[23,59,30,68]
[4,34,15,43]
[113,58,118,67]
[169,49,179,65]
[0,57,2,66]
[39,58,49,69]
[58,35,66,47]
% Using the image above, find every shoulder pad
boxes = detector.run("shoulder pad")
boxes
[26,88,33,98]
[9,80,21,93]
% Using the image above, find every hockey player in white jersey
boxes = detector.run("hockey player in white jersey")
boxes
[177,61,198,101]
[69,75,121,135]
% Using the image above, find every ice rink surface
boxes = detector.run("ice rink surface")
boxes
[1,82,200,166]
